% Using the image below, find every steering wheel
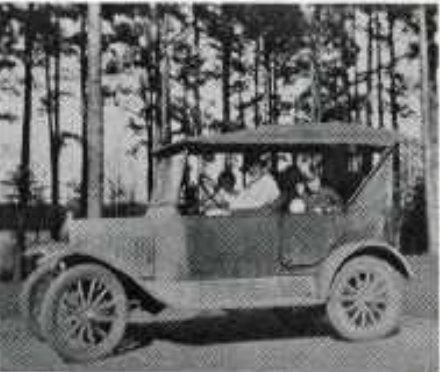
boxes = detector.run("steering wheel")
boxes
[198,173,226,211]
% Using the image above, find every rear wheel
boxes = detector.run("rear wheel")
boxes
[41,264,128,362]
[326,256,403,341]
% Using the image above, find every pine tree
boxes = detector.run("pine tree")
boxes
[86,3,103,218]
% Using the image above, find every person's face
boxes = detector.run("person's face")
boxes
[248,163,263,181]
[295,182,305,196]
[278,154,291,171]
[308,177,321,193]
[296,153,314,180]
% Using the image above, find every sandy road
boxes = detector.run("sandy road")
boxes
[0,255,437,371]
[62,309,437,372]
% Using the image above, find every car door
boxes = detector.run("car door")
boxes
[184,210,280,280]
[280,212,343,268]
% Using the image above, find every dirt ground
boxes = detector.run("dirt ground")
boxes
[0,254,437,372]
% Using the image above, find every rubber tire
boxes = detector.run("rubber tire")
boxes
[20,263,58,341]
[326,255,403,341]
[41,264,128,362]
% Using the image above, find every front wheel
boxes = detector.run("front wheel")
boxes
[326,256,403,341]
[41,264,128,362]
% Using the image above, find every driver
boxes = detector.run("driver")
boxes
[209,154,280,214]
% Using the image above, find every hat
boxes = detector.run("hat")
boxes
[242,153,270,172]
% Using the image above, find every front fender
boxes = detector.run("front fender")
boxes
[317,239,413,300]
[36,250,168,312]
[37,247,153,282]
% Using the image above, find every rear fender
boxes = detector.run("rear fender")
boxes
[317,240,413,300]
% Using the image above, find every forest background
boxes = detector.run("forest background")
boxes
[0,3,437,265]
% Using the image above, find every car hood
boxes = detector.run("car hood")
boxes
[64,207,185,279]
[70,217,155,250]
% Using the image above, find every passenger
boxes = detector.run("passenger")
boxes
[304,175,342,213]
[180,159,200,214]
[209,154,280,214]
[217,160,237,195]
[296,152,316,181]
[227,154,279,210]
[277,152,316,214]
[277,155,302,202]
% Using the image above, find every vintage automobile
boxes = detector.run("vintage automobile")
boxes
[21,122,412,362]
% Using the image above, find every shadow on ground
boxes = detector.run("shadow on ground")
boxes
[117,306,332,355]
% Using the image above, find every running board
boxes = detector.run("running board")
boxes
[143,276,323,310]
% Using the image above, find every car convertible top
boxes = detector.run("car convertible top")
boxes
[155,122,408,157]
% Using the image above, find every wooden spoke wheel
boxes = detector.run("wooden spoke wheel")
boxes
[326,256,403,341]
[41,264,127,362]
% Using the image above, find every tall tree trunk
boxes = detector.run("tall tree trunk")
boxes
[343,7,352,122]
[366,6,373,127]
[352,6,360,122]
[387,12,398,131]
[375,11,385,128]
[342,60,351,121]
[272,56,279,125]
[220,5,233,132]
[80,9,88,216]
[146,107,154,200]
[50,14,61,239]
[237,40,245,128]
[263,38,272,125]
[182,73,191,135]
[153,6,162,144]
[44,40,58,238]
[221,34,232,131]
[238,86,245,128]
[147,79,155,199]
[140,15,154,200]
[254,37,261,127]
[267,53,273,125]
[86,3,103,218]
[386,10,400,242]
[419,5,438,254]
[147,4,163,197]
[310,7,322,123]
[16,3,35,280]
[44,48,54,155]
[192,5,202,135]
[20,8,34,195]
[160,13,171,144]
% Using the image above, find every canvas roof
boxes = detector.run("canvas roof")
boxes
[155,122,405,156]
